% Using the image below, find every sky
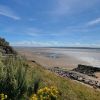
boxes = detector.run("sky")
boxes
[0,0,100,47]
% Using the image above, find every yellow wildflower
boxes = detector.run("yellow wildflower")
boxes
[30,86,59,100]
[30,94,38,100]
[0,93,7,100]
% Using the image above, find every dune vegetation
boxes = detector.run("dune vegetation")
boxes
[28,62,100,100]
[0,37,100,100]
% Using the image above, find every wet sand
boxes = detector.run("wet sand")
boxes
[15,47,99,70]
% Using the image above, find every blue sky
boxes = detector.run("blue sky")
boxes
[0,0,100,47]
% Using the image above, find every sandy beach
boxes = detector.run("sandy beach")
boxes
[15,47,100,70]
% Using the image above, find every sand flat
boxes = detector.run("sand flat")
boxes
[15,47,100,70]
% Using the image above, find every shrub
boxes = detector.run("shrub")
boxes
[0,55,30,99]
[30,86,59,100]
[0,37,16,54]
[0,93,7,100]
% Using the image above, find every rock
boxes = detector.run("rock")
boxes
[49,67,100,89]
[96,82,100,87]
[84,79,90,84]
[77,77,83,81]
[88,80,96,86]
[73,64,100,77]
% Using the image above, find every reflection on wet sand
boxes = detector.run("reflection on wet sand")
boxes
[15,47,100,70]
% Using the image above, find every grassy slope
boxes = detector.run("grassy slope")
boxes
[28,61,100,100]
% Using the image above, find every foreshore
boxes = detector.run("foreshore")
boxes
[15,47,100,89]
[48,66,100,89]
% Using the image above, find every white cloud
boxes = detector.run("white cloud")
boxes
[11,41,67,47]
[23,27,42,36]
[49,0,99,17]
[86,17,100,26]
[0,5,20,20]
[11,40,100,47]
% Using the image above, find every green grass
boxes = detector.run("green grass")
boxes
[29,62,100,100]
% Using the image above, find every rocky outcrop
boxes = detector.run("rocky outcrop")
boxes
[48,67,100,89]
[73,64,100,77]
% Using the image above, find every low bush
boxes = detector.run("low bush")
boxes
[30,86,59,100]
[0,55,34,100]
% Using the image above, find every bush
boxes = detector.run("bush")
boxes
[0,55,32,100]
[0,93,7,100]
[30,86,59,100]
[0,37,16,54]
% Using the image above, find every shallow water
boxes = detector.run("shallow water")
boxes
[15,47,100,68]
[49,48,100,67]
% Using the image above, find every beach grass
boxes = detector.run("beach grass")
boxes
[28,61,100,100]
